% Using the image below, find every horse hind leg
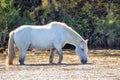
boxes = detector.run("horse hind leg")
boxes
[19,50,27,65]
[18,45,29,65]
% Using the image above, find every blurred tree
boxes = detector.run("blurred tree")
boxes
[0,0,33,32]
[0,0,120,49]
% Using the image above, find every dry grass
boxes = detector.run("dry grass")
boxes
[0,50,120,80]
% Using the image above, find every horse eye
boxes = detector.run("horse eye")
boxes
[81,48,84,51]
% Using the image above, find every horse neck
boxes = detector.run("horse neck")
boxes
[66,29,83,47]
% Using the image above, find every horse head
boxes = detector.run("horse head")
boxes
[76,39,88,64]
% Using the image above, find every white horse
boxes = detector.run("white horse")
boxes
[6,21,88,65]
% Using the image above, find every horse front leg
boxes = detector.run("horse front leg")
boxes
[54,42,63,64]
[56,49,63,64]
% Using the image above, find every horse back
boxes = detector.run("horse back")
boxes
[13,23,69,50]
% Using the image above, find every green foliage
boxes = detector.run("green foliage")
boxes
[0,0,33,31]
[0,0,120,48]
[0,0,19,31]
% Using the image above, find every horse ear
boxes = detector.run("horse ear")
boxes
[85,39,88,43]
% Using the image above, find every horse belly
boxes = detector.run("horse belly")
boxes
[31,36,54,50]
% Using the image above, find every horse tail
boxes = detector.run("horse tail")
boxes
[6,31,15,65]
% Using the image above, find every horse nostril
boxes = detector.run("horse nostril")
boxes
[81,59,87,64]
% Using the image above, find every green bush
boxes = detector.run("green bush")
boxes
[0,0,120,48]
[0,0,33,31]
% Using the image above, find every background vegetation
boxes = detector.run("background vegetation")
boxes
[0,0,120,50]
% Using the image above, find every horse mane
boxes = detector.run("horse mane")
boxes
[50,21,84,42]
[50,21,67,27]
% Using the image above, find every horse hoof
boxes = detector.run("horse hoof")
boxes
[81,59,87,64]
[20,63,25,65]
[49,62,52,64]
[57,62,62,65]
[49,60,53,64]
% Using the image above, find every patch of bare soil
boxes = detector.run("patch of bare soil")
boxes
[0,50,120,80]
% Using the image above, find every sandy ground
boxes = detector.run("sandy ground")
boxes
[0,50,120,80]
